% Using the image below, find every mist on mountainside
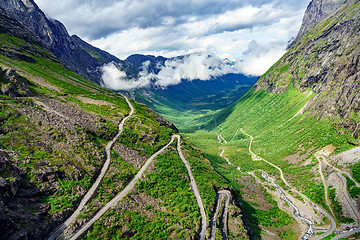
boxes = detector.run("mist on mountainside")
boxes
[100,53,244,90]
[100,42,285,90]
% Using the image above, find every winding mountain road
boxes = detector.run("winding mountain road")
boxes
[175,135,207,240]
[69,136,176,240]
[210,190,231,240]
[47,95,134,240]
[66,134,207,240]
[336,173,360,221]
[239,129,336,240]
[316,155,335,217]
[317,154,360,240]
[219,132,228,144]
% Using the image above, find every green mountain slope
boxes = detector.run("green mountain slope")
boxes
[184,0,360,239]
[256,0,360,143]
[132,73,257,132]
[0,11,248,240]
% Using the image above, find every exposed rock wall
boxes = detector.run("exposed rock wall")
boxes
[290,0,347,47]
[256,0,360,144]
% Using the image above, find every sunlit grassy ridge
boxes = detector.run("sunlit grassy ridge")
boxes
[189,86,354,200]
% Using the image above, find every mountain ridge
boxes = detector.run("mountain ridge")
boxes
[290,0,347,47]
[256,0,360,144]
[0,0,133,84]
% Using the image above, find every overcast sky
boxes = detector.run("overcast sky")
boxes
[34,0,311,76]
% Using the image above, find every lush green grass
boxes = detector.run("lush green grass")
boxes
[351,162,360,183]
[117,102,175,158]
[42,175,91,213]
[84,144,203,239]
[181,85,355,237]
[183,130,296,238]
[132,74,257,132]
[207,87,353,204]
[344,174,360,198]
[137,146,201,222]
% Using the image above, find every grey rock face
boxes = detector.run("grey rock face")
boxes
[0,7,42,45]
[256,0,360,144]
[290,0,347,47]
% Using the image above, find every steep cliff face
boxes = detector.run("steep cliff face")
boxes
[290,0,347,47]
[256,0,360,143]
[0,7,41,45]
[0,0,129,84]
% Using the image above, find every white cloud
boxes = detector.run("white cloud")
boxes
[239,49,286,76]
[34,0,312,76]
[101,53,246,90]
[237,40,286,76]
[101,62,151,90]
[155,54,241,87]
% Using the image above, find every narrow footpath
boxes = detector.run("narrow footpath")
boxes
[47,95,134,240]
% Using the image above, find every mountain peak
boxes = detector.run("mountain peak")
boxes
[257,0,360,143]
[0,0,130,84]
[290,0,347,47]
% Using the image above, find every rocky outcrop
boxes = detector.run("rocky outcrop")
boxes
[0,150,57,240]
[256,0,360,144]
[0,67,32,97]
[290,0,347,47]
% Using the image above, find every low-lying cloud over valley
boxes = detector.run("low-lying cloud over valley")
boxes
[35,0,311,76]
[101,53,246,90]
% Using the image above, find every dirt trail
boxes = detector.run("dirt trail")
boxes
[47,95,134,240]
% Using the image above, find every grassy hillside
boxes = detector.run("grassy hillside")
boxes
[132,73,257,132]
[0,31,247,239]
[181,1,360,238]
[184,84,356,239]
[255,0,360,143]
